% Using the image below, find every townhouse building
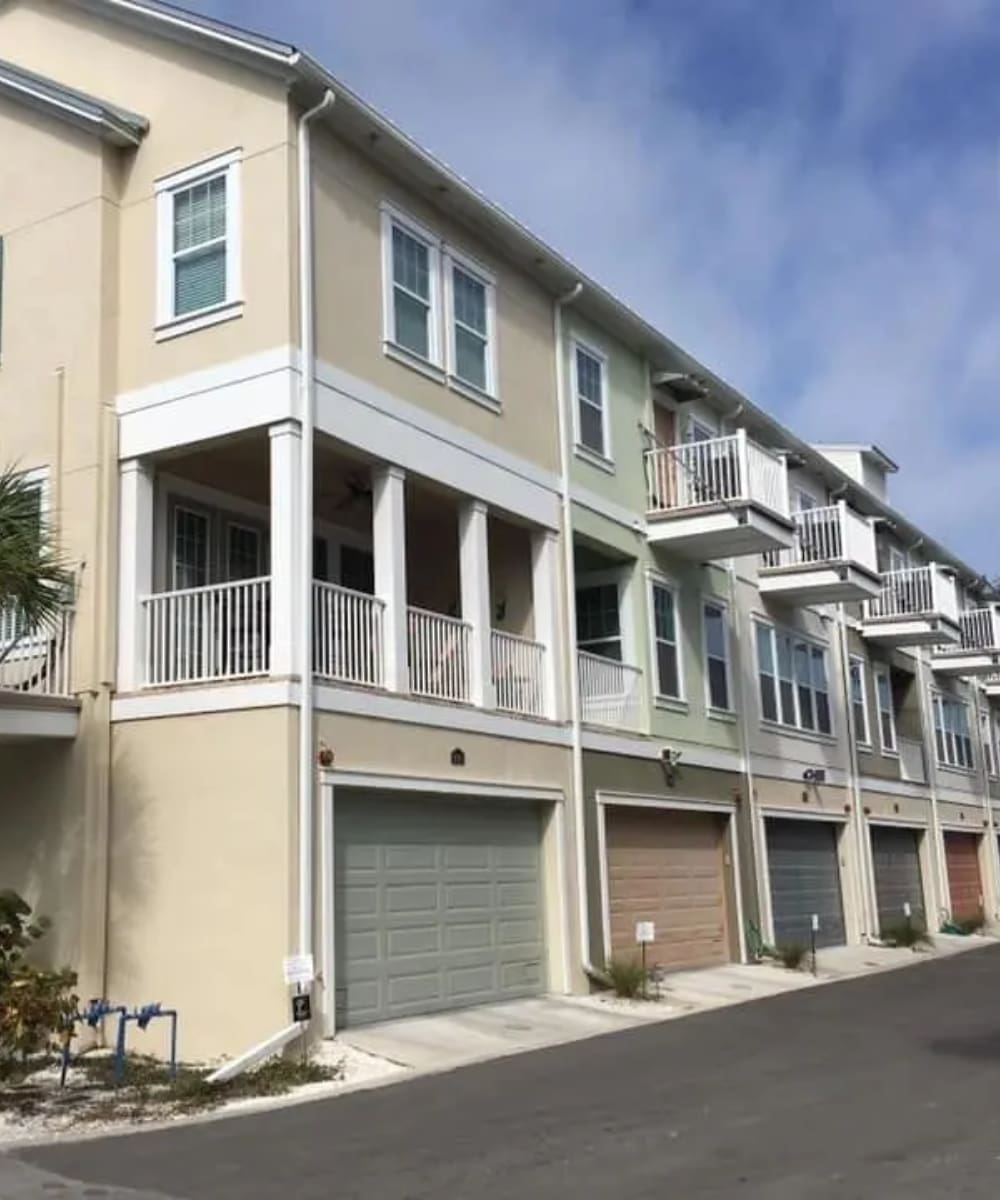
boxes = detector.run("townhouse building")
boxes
[1,0,997,1061]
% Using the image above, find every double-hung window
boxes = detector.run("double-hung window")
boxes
[650,581,681,699]
[448,256,495,395]
[755,622,832,735]
[576,583,621,661]
[874,668,897,754]
[849,657,870,745]
[703,600,731,711]
[156,151,242,336]
[932,693,974,770]
[389,220,437,361]
[573,343,609,460]
[981,710,997,778]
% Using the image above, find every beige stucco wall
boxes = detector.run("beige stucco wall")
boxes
[108,708,296,1061]
[310,131,560,474]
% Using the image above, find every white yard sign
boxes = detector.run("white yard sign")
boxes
[635,921,655,944]
[282,953,315,986]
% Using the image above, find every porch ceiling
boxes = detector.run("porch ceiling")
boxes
[0,692,80,743]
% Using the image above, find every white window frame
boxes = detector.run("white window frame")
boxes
[702,596,733,715]
[931,691,974,772]
[753,619,833,737]
[576,575,624,662]
[225,520,264,582]
[571,337,613,468]
[443,245,498,405]
[849,655,871,747]
[981,708,998,779]
[155,149,243,340]
[874,666,897,755]
[647,574,685,704]
[379,203,443,372]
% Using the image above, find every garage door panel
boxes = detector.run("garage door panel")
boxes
[606,807,730,971]
[870,826,925,933]
[945,832,982,921]
[336,794,546,1025]
[766,819,846,949]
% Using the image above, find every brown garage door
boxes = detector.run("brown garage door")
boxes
[606,806,730,970]
[944,832,982,922]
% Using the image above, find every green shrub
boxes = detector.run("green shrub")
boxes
[605,956,648,999]
[880,920,932,949]
[776,943,808,971]
[0,890,78,1065]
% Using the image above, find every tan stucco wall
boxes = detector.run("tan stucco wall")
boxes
[108,708,296,1061]
[311,131,560,473]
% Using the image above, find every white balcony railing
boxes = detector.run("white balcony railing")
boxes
[407,606,471,703]
[0,607,74,697]
[142,577,271,687]
[762,502,878,572]
[898,736,927,785]
[491,628,546,718]
[577,649,642,731]
[645,430,789,518]
[865,565,960,624]
[313,581,385,688]
[959,608,1000,652]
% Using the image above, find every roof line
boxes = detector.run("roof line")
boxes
[0,56,148,145]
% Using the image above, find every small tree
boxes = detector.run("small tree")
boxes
[0,890,78,1065]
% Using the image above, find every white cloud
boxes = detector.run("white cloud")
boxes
[199,0,1000,567]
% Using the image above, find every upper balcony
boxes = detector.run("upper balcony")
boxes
[861,564,961,647]
[759,502,881,605]
[644,432,794,559]
[0,604,79,741]
[984,674,1000,699]
[932,607,1000,677]
[576,650,643,733]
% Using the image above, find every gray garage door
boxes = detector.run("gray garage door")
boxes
[766,818,846,949]
[335,793,546,1026]
[871,825,925,935]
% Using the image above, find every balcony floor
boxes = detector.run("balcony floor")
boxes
[930,648,1000,677]
[0,691,79,742]
[759,561,882,606]
[861,614,962,647]
[646,503,794,559]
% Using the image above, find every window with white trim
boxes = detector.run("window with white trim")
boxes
[703,600,731,712]
[156,151,242,333]
[849,656,870,745]
[225,523,262,582]
[981,709,997,778]
[755,622,832,734]
[932,693,974,770]
[874,667,897,754]
[171,507,210,591]
[650,581,681,699]
[388,219,438,362]
[573,343,608,459]
[448,256,495,394]
[576,583,621,661]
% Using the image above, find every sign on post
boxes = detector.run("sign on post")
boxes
[636,921,655,944]
[291,993,312,1024]
[282,953,315,987]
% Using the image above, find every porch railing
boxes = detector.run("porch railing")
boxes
[491,629,546,717]
[313,581,385,688]
[645,430,789,519]
[897,736,927,785]
[142,577,271,687]
[577,649,642,731]
[865,564,960,623]
[958,607,1000,652]
[761,502,878,572]
[0,606,74,697]
[407,606,471,703]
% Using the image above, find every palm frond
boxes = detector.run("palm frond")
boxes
[0,465,74,638]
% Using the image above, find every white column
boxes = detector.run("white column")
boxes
[373,465,408,692]
[531,528,562,720]
[117,459,154,692]
[269,421,301,677]
[459,499,494,708]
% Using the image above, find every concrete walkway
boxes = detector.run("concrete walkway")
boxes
[340,933,995,1072]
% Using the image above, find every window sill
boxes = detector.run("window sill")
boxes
[708,707,738,724]
[937,763,976,777]
[574,444,615,475]
[654,695,689,715]
[154,299,243,342]
[759,718,836,746]
[383,340,446,384]
[447,374,501,413]
[881,748,900,760]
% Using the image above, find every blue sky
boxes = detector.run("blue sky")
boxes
[190,0,1000,570]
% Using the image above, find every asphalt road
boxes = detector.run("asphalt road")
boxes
[11,945,1000,1199]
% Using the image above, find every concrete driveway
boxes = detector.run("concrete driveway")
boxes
[11,942,1000,1198]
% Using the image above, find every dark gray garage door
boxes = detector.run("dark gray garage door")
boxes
[335,793,546,1026]
[870,825,925,935]
[766,818,846,949]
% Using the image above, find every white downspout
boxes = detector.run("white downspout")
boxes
[835,604,874,941]
[553,281,604,983]
[296,88,335,962]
